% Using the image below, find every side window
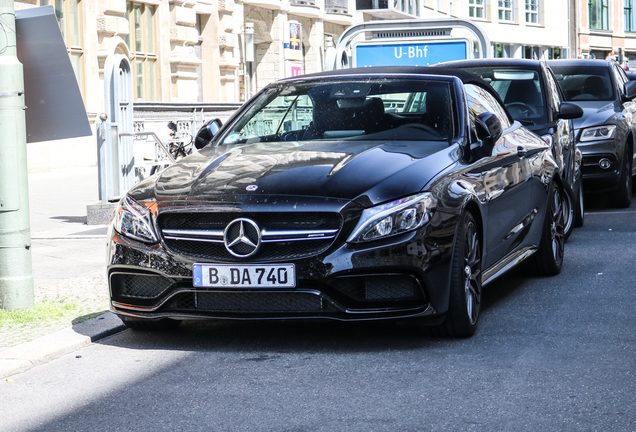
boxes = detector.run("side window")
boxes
[464,84,511,130]
[237,95,313,141]
[613,65,629,94]
[544,69,563,115]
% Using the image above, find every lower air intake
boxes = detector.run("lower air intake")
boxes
[331,274,422,301]
[110,273,174,299]
[164,291,338,313]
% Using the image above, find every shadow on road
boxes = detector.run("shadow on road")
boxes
[96,272,533,355]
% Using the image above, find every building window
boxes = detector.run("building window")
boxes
[495,43,511,58]
[469,0,485,18]
[40,0,84,94]
[589,0,609,30]
[499,0,513,21]
[525,0,538,23]
[523,45,538,59]
[125,2,157,101]
[547,47,562,59]
[626,0,636,32]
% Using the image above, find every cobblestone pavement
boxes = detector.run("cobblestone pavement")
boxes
[0,269,110,351]
[0,167,113,352]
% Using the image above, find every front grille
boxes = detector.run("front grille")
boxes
[160,212,341,231]
[110,273,174,299]
[163,291,338,313]
[331,275,423,301]
[162,239,334,262]
[159,212,343,262]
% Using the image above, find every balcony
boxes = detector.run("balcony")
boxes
[242,0,282,10]
[289,0,321,19]
[325,0,353,25]
[326,0,348,14]
[356,0,420,19]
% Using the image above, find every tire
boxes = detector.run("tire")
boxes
[436,211,482,338]
[562,187,575,241]
[530,183,565,276]
[120,316,182,331]
[573,177,584,228]
[614,148,633,208]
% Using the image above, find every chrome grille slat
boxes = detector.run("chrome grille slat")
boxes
[162,228,338,243]
[261,236,336,243]
[164,236,224,243]
[162,229,224,239]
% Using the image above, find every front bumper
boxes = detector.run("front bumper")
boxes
[107,216,456,323]
[577,139,622,192]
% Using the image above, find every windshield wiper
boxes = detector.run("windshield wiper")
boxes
[516,119,535,126]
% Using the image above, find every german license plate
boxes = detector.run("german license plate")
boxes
[193,263,296,288]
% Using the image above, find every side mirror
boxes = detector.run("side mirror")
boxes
[194,118,223,150]
[623,80,636,101]
[557,102,584,120]
[471,112,503,159]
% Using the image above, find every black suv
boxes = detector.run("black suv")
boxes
[439,59,585,237]
[549,59,636,207]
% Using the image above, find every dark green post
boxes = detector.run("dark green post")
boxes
[0,0,34,310]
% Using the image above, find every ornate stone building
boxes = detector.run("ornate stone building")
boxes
[13,0,360,170]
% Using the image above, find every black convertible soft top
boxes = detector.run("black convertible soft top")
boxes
[293,66,491,87]
[283,66,507,111]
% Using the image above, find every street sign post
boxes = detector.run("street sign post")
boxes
[329,18,491,71]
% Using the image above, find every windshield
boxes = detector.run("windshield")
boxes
[550,65,614,101]
[460,67,547,125]
[219,78,455,145]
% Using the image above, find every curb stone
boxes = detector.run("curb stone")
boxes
[0,312,126,379]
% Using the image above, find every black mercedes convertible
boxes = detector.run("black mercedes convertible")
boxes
[107,67,566,337]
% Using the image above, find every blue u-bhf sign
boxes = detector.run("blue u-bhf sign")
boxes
[354,40,469,68]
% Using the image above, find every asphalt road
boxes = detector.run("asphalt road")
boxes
[1,196,635,432]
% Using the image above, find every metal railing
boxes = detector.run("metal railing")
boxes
[119,131,177,165]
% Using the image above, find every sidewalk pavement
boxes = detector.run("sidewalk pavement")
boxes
[0,166,127,379]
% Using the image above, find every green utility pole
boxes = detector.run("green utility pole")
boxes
[0,0,34,310]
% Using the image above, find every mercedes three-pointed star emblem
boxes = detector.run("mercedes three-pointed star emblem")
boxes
[223,218,262,258]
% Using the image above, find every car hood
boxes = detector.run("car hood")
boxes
[571,100,621,130]
[135,140,456,207]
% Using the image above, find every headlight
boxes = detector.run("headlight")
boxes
[113,196,159,243]
[580,125,616,142]
[347,193,437,243]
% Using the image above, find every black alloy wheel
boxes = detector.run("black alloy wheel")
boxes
[573,177,584,228]
[531,183,565,276]
[437,211,482,338]
[614,147,633,208]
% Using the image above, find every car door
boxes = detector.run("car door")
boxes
[613,63,636,168]
[464,84,537,269]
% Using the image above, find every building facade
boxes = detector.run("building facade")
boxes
[420,1,571,60]
[573,0,636,66]
[12,0,636,172]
